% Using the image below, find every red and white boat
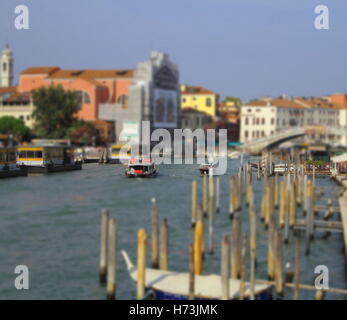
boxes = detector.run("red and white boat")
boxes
[125,158,157,178]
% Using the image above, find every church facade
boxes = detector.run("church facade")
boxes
[99,51,180,143]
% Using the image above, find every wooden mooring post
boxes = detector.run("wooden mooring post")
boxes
[231,211,241,279]
[99,208,109,284]
[106,217,118,300]
[208,174,214,254]
[239,232,247,300]
[293,239,301,300]
[194,220,203,275]
[249,192,257,300]
[150,198,159,269]
[229,176,234,218]
[203,174,208,217]
[221,234,230,300]
[216,176,220,213]
[274,228,283,297]
[188,244,195,300]
[191,180,197,227]
[160,218,169,270]
[137,228,147,300]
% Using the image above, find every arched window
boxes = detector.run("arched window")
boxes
[2,62,7,72]
[245,117,249,125]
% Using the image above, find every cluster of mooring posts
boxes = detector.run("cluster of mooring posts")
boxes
[98,154,347,300]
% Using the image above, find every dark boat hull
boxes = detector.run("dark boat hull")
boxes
[126,170,157,178]
[0,167,28,178]
[25,163,82,174]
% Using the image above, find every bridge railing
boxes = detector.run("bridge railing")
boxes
[242,128,305,148]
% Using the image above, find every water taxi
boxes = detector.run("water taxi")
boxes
[110,144,132,164]
[16,145,82,173]
[199,162,217,176]
[125,158,157,178]
[0,147,27,178]
[122,251,272,300]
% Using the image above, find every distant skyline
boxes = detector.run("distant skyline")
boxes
[1,0,347,102]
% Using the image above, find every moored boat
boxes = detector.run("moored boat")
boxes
[199,163,217,176]
[0,147,27,178]
[17,145,82,173]
[122,251,272,300]
[110,144,132,164]
[125,158,157,178]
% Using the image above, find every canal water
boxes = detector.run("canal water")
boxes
[0,160,346,299]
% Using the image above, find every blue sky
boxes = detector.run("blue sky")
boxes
[1,0,347,101]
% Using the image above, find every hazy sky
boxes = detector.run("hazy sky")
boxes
[1,0,347,101]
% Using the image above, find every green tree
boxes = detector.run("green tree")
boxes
[225,96,242,106]
[67,120,97,145]
[0,116,32,141]
[31,85,81,138]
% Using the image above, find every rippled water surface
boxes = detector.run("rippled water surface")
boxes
[0,160,346,299]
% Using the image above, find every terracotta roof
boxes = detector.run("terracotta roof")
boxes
[21,67,60,75]
[47,70,85,79]
[0,87,17,94]
[47,69,134,80]
[181,85,217,95]
[245,97,343,110]
[4,92,31,103]
[81,69,134,79]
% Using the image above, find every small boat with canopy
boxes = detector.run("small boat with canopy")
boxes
[122,250,272,300]
[125,158,157,178]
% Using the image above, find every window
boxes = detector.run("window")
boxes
[206,97,212,106]
[75,91,83,110]
[256,118,259,125]
[245,130,248,138]
[271,118,274,125]
[84,92,91,104]
[182,98,186,103]
[2,62,6,72]
[245,117,249,125]
[261,118,265,125]
[117,94,128,105]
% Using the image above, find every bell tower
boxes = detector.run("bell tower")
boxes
[1,44,14,87]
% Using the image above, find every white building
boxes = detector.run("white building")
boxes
[0,44,13,88]
[240,97,345,146]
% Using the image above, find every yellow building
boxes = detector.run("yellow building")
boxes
[180,84,219,118]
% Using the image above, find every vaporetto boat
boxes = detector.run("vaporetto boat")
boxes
[16,145,82,173]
